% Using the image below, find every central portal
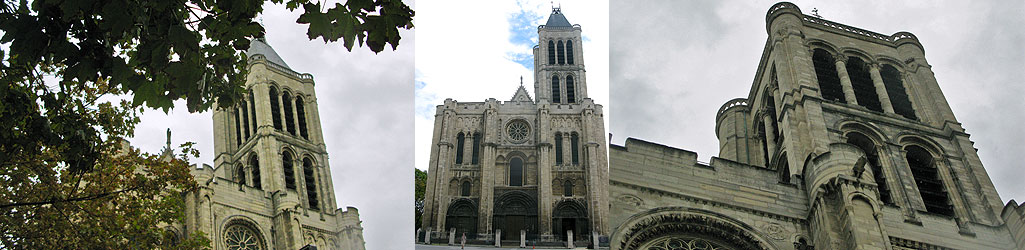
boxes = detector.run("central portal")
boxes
[494,190,538,241]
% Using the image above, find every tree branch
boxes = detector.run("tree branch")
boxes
[0,185,142,209]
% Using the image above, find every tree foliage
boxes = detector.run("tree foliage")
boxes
[415,168,426,229]
[0,0,413,248]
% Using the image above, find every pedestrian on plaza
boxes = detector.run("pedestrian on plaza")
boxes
[460,233,466,249]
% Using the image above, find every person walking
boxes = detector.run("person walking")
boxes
[460,233,466,249]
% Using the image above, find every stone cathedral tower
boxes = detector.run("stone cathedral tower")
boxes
[609,2,1025,250]
[421,7,610,247]
[173,38,366,250]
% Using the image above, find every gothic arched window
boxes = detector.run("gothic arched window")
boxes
[846,57,883,112]
[269,86,282,130]
[295,96,309,139]
[461,181,471,196]
[566,75,576,103]
[471,132,481,164]
[778,153,790,183]
[557,40,565,64]
[234,109,243,146]
[509,157,523,186]
[563,180,573,197]
[906,145,953,216]
[283,151,296,190]
[250,155,261,189]
[303,157,319,210]
[248,90,257,131]
[241,102,251,140]
[571,133,580,165]
[551,75,561,103]
[455,132,465,164]
[847,133,890,204]
[235,164,246,186]
[812,49,845,103]
[882,64,916,120]
[548,40,556,65]
[282,92,296,135]
[554,133,564,165]
[566,40,574,65]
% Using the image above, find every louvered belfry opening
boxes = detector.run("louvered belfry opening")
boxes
[548,40,556,65]
[471,132,481,164]
[551,75,561,103]
[906,145,954,217]
[555,133,564,165]
[846,57,883,112]
[283,93,296,135]
[269,87,282,130]
[847,133,891,204]
[455,132,465,164]
[566,75,576,103]
[566,40,574,65]
[303,158,319,210]
[296,96,309,139]
[881,64,917,120]
[283,151,296,190]
[813,49,846,103]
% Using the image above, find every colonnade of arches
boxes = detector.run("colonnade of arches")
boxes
[232,85,313,147]
[551,74,578,104]
[810,48,917,120]
[233,148,325,211]
[547,39,575,66]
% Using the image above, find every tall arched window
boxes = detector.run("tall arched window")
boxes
[461,181,471,196]
[881,64,916,120]
[551,75,561,103]
[283,151,296,190]
[566,40,574,65]
[548,40,556,65]
[557,40,565,64]
[846,57,883,112]
[250,155,261,189]
[248,90,257,131]
[847,133,890,204]
[234,109,243,146]
[778,153,790,183]
[295,96,309,139]
[455,133,465,164]
[566,75,575,103]
[509,157,523,186]
[269,86,282,130]
[906,145,953,216]
[471,132,481,164]
[303,158,319,210]
[563,180,573,197]
[282,92,296,135]
[571,133,580,165]
[235,164,246,186]
[554,133,564,165]
[812,49,845,103]
[241,102,251,140]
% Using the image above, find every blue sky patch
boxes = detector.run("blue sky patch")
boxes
[506,8,542,70]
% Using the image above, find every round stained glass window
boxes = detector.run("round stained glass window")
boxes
[224,224,263,250]
[506,120,530,142]
[643,237,724,250]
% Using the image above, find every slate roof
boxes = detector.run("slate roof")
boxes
[545,8,572,27]
[246,37,291,69]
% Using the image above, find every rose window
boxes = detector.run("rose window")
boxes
[506,120,530,142]
[224,224,263,250]
[643,237,725,250]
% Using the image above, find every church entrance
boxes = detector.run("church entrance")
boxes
[552,200,588,241]
[493,190,538,241]
[445,199,478,239]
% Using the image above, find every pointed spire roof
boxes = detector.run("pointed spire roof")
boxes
[545,7,572,27]
[246,37,292,69]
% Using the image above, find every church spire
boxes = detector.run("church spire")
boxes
[544,6,572,27]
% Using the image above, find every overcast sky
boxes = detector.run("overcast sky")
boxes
[414,0,609,172]
[610,0,1025,204]
[128,1,414,249]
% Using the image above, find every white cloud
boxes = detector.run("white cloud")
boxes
[414,0,610,172]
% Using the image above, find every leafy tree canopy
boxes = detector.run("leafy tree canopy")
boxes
[0,0,413,248]
[415,168,426,229]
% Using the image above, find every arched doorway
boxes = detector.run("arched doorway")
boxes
[445,199,478,238]
[553,200,589,242]
[615,208,774,250]
[494,191,538,241]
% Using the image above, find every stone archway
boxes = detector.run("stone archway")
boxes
[553,200,589,242]
[615,207,775,250]
[494,190,538,241]
[445,199,478,238]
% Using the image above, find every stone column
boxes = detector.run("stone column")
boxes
[247,96,257,137]
[290,94,301,136]
[277,93,287,132]
[763,114,777,159]
[868,63,895,114]
[834,56,859,105]
[537,108,554,240]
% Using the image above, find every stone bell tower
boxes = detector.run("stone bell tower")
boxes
[181,37,366,250]
[534,7,588,105]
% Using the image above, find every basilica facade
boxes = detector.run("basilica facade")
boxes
[169,38,366,250]
[420,8,610,246]
[609,2,1025,250]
